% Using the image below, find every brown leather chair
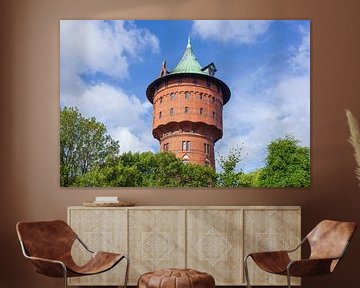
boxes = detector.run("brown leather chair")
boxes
[244,220,356,288]
[16,220,129,288]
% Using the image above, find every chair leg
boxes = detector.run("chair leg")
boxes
[286,269,291,288]
[123,255,130,288]
[62,264,68,288]
[244,255,252,288]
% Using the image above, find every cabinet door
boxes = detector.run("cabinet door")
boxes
[243,208,301,286]
[187,209,243,285]
[128,209,186,284]
[68,208,127,286]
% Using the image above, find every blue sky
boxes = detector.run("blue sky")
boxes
[60,20,310,173]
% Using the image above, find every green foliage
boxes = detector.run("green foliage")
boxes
[60,107,310,188]
[216,146,245,187]
[257,135,310,187]
[74,151,217,187]
[239,169,262,187]
[60,107,119,186]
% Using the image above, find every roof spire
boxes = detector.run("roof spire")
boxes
[187,34,191,48]
[171,36,206,75]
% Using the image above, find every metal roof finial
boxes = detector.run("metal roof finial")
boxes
[187,34,191,48]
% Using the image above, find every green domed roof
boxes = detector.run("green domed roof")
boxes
[171,36,206,75]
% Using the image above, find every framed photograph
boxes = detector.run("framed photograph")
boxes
[60,20,310,188]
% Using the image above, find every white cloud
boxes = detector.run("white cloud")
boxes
[288,26,310,73]
[216,28,310,172]
[60,20,160,154]
[60,20,159,95]
[61,83,157,153]
[192,20,271,44]
[111,127,156,154]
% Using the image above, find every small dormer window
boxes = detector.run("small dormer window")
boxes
[202,63,217,76]
[208,67,215,76]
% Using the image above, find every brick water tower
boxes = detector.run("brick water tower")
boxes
[146,37,231,167]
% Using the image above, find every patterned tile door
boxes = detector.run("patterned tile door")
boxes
[187,209,243,285]
[243,209,301,286]
[68,208,128,286]
[128,209,186,284]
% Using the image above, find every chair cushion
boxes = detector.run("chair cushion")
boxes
[138,268,215,288]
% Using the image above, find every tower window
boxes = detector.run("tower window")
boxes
[199,93,203,100]
[182,154,190,164]
[204,143,210,154]
[212,111,215,118]
[159,111,162,119]
[182,141,191,151]
[170,108,174,115]
[170,93,176,100]
[200,108,203,115]
[185,107,189,114]
[185,92,190,99]
[163,143,169,152]
[160,97,163,104]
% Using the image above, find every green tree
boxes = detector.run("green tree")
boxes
[60,107,119,186]
[239,169,262,187]
[74,151,217,187]
[216,146,245,187]
[258,135,310,187]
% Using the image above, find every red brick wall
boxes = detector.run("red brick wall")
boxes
[151,75,225,167]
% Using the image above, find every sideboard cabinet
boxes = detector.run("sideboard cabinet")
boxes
[67,206,301,286]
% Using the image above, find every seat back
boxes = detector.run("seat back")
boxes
[307,220,356,262]
[16,220,77,261]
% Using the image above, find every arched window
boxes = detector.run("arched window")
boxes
[170,93,176,100]
[185,107,189,114]
[185,92,190,99]
[182,154,190,164]
[200,108,203,115]
[159,111,162,119]
[170,108,174,115]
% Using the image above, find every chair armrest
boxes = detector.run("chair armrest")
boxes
[76,236,94,253]
[287,258,335,277]
[25,255,67,277]
[19,240,67,277]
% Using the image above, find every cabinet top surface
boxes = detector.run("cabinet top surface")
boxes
[68,205,301,210]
